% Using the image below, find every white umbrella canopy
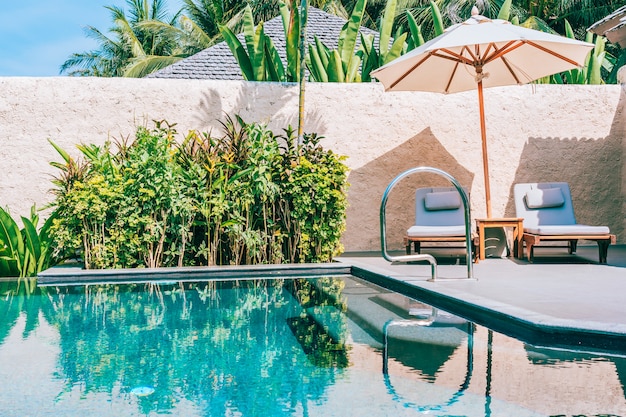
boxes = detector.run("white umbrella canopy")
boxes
[371,7,594,218]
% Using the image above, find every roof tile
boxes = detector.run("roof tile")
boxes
[148,7,379,80]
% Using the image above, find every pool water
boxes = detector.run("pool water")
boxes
[1,275,625,416]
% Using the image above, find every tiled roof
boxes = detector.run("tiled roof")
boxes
[588,6,626,48]
[147,7,379,80]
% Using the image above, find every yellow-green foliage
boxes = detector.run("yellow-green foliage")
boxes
[48,116,349,269]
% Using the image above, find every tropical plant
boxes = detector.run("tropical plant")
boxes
[359,0,408,81]
[182,0,246,39]
[279,130,349,262]
[61,0,189,77]
[306,0,367,82]
[48,116,349,269]
[0,205,57,278]
[49,122,195,269]
[494,0,610,85]
[219,1,304,82]
[553,26,605,85]
[219,5,283,81]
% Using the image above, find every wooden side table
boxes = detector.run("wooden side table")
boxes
[475,218,524,261]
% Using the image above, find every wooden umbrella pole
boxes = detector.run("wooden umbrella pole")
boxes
[477,78,492,218]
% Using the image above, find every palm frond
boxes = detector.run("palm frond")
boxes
[123,55,185,77]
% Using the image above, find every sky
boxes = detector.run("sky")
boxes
[0,0,184,77]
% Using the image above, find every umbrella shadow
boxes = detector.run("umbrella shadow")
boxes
[504,86,626,248]
[344,128,474,252]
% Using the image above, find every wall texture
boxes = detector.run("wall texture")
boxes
[0,77,624,251]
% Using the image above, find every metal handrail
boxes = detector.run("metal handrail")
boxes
[380,166,474,280]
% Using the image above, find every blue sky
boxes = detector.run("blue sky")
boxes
[0,0,184,76]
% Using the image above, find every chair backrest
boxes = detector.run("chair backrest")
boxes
[513,182,576,227]
[414,187,466,227]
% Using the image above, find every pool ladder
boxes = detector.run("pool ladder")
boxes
[380,166,474,281]
[382,312,475,414]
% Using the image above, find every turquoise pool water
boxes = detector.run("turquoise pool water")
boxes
[1,275,625,416]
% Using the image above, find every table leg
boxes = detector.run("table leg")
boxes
[478,223,486,261]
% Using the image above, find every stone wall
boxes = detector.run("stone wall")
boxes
[0,77,624,251]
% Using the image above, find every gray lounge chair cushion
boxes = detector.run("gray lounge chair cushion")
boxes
[424,190,462,211]
[407,225,467,237]
[412,187,467,229]
[514,182,611,234]
[524,187,565,209]
[524,224,610,235]
[514,182,577,227]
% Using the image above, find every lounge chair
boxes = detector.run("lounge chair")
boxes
[404,187,477,260]
[513,182,616,263]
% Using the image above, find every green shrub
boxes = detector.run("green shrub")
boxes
[48,116,349,269]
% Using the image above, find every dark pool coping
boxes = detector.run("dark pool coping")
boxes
[37,260,626,355]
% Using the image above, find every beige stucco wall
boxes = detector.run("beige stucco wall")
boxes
[0,77,624,251]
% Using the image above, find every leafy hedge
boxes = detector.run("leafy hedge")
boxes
[48,116,349,269]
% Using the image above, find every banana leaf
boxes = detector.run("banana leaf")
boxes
[219,24,255,80]
[282,0,301,82]
[307,38,329,82]
[430,1,444,36]
[327,50,345,82]
[264,36,287,82]
[378,0,397,57]
[406,11,424,51]
[338,0,366,72]
[0,207,24,274]
[383,33,407,65]
[21,217,41,277]
[497,0,512,20]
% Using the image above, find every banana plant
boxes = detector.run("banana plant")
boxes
[553,22,606,85]
[306,0,367,82]
[219,2,302,82]
[405,11,425,52]
[280,0,302,82]
[0,207,23,277]
[359,0,407,81]
[497,0,512,20]
[0,205,57,278]
[219,6,285,81]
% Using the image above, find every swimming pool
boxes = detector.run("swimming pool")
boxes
[1,274,625,416]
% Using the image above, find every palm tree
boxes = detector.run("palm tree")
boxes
[61,0,186,77]
[182,0,247,37]
[512,0,623,36]
[396,0,624,38]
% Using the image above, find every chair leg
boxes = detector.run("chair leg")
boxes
[414,241,421,254]
[598,240,610,264]
[522,234,541,262]
[568,239,578,254]
[471,238,479,263]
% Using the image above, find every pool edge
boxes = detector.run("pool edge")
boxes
[37,261,626,354]
[348,264,626,355]
[37,263,352,286]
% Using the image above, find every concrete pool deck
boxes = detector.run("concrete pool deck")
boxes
[337,244,626,353]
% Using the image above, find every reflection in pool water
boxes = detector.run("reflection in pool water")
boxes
[0,276,625,416]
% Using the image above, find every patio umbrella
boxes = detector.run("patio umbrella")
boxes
[371,7,594,218]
